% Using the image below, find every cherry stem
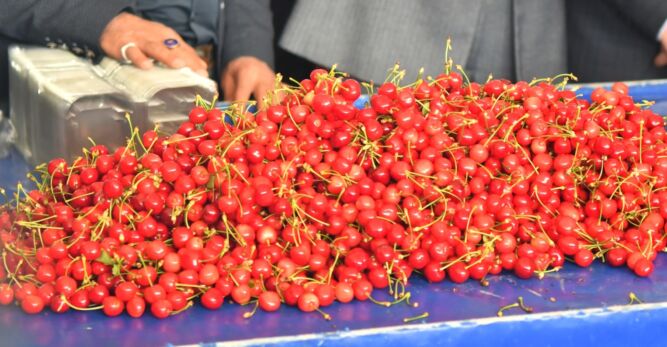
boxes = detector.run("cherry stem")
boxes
[403,312,429,323]
[242,300,259,319]
[628,292,643,305]
[497,296,533,317]
[60,294,103,311]
[316,308,332,320]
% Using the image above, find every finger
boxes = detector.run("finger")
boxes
[232,74,254,102]
[222,73,236,101]
[142,41,186,69]
[253,81,272,104]
[655,50,667,67]
[144,41,208,75]
[179,44,208,71]
[125,46,153,69]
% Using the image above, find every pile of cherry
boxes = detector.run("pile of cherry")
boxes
[1,66,666,319]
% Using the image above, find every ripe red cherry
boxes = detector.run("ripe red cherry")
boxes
[103,296,124,317]
[119,155,138,175]
[127,297,146,318]
[201,288,224,310]
[55,276,78,297]
[340,79,361,101]
[50,295,70,313]
[574,249,595,267]
[103,179,123,199]
[297,292,319,312]
[447,262,469,283]
[150,299,173,319]
[423,262,446,283]
[144,285,167,304]
[514,257,535,279]
[21,295,45,314]
[160,161,182,183]
[115,281,139,302]
[557,235,579,256]
[189,106,208,124]
[605,248,627,267]
[335,283,354,303]
[231,285,251,305]
[0,284,15,305]
[198,264,220,286]
[47,158,69,177]
[258,291,281,312]
[633,258,654,277]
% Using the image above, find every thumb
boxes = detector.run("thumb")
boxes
[221,71,235,101]
[655,50,667,67]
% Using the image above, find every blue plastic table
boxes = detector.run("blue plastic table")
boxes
[2,81,667,347]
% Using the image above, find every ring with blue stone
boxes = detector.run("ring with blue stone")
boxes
[163,38,180,49]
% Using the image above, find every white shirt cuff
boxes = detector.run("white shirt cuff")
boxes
[658,18,667,41]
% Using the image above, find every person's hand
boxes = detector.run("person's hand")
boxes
[221,56,275,103]
[655,27,667,67]
[100,12,208,76]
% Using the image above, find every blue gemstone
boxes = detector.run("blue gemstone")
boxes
[163,38,179,48]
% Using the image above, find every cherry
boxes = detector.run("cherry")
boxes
[201,288,224,310]
[189,106,208,124]
[514,257,535,279]
[84,284,107,305]
[605,248,628,267]
[258,291,281,312]
[297,292,319,312]
[633,258,654,277]
[447,262,469,283]
[334,283,354,303]
[103,179,124,199]
[103,296,124,317]
[0,284,14,305]
[127,297,146,318]
[50,295,70,313]
[315,285,336,307]
[55,276,78,298]
[21,295,45,314]
[160,161,182,183]
[150,299,173,319]
[231,285,251,305]
[144,285,167,304]
[168,291,189,311]
[115,282,139,302]
[574,249,595,268]
[423,262,446,283]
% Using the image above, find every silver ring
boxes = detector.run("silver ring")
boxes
[163,38,180,49]
[120,42,137,64]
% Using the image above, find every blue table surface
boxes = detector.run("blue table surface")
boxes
[1,82,667,347]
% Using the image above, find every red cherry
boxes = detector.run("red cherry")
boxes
[201,288,224,310]
[258,291,281,312]
[103,296,124,317]
[21,295,45,314]
[150,299,173,319]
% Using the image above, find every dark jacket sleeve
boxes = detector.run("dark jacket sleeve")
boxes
[0,0,132,59]
[219,0,275,70]
[607,0,667,39]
